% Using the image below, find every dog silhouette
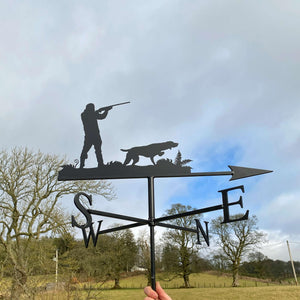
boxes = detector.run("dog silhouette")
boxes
[121,141,178,165]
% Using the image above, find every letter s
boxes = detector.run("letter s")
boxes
[71,192,93,229]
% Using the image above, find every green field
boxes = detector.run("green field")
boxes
[2,273,299,299]
[100,272,275,289]
[36,273,299,300]
[36,286,300,300]
[101,286,300,300]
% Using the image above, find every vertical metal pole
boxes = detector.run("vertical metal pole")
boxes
[55,249,58,289]
[287,240,298,285]
[148,176,156,291]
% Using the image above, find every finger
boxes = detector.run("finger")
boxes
[156,282,172,300]
[144,286,158,298]
[144,286,158,299]
[156,282,165,294]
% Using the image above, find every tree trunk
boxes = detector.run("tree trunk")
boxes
[232,265,239,287]
[183,273,190,288]
[146,268,151,286]
[113,277,121,289]
[11,267,28,299]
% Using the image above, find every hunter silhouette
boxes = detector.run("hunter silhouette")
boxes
[80,103,112,168]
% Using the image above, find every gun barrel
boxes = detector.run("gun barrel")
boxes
[110,101,130,107]
[97,101,130,112]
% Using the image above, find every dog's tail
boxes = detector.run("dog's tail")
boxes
[120,149,129,152]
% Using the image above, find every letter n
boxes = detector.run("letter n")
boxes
[81,221,103,248]
[195,219,209,246]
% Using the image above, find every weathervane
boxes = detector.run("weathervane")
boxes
[58,101,272,290]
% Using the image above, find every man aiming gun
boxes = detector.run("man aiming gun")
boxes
[80,102,129,168]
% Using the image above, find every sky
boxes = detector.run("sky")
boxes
[1,1,300,262]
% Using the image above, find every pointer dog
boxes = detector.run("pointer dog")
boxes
[121,141,178,166]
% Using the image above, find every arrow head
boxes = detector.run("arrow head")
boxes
[229,165,273,181]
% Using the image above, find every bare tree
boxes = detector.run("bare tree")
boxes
[0,147,114,299]
[211,215,265,287]
[136,230,152,286]
[162,204,200,288]
[98,228,137,289]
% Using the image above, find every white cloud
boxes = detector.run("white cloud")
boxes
[0,1,300,261]
[261,193,300,235]
[261,229,300,262]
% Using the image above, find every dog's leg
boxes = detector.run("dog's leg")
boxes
[123,153,131,166]
[150,156,156,165]
[132,155,139,165]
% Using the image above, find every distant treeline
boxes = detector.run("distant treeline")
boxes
[239,259,300,281]
[0,234,297,283]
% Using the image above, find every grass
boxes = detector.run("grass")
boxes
[2,273,299,299]
[99,272,274,289]
[36,286,300,300]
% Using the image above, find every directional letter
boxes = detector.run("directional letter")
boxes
[218,185,249,224]
[71,192,93,229]
[195,219,209,246]
[82,221,103,248]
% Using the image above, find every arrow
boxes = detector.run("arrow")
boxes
[59,163,273,181]
[229,165,273,181]
[155,165,273,181]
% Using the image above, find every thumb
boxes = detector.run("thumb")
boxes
[144,286,158,299]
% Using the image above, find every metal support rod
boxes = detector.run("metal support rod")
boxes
[155,171,232,178]
[98,221,199,235]
[88,209,149,224]
[98,222,144,235]
[94,203,227,235]
[156,222,198,233]
[155,198,240,224]
[148,176,156,291]
[287,240,298,285]
[155,203,223,223]
[55,249,58,289]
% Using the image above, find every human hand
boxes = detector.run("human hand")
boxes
[144,282,172,300]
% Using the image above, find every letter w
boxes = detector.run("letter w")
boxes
[81,221,103,248]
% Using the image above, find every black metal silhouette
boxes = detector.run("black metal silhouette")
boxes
[121,141,178,165]
[69,170,272,290]
[59,142,192,180]
[58,163,271,181]
[80,103,110,168]
[58,102,273,291]
[79,102,130,168]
